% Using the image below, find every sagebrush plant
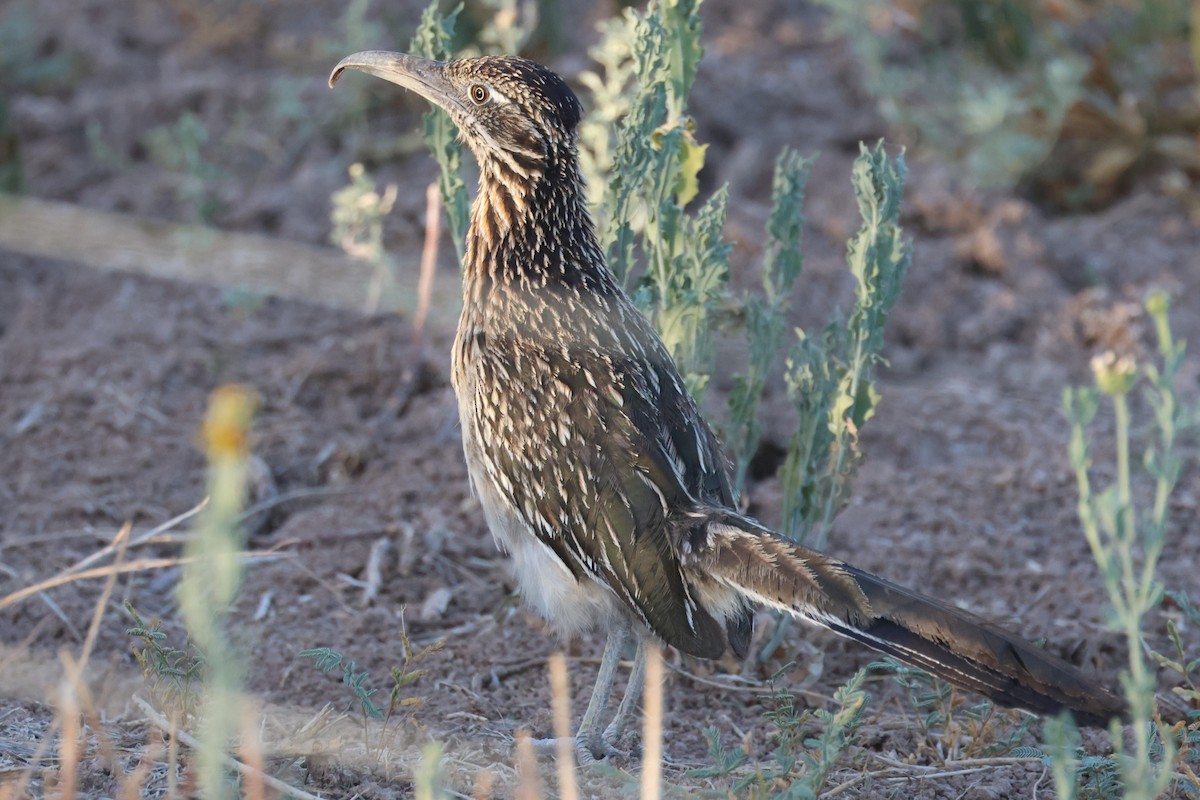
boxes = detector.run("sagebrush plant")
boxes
[409,1,472,265]
[143,111,226,225]
[1049,290,1198,799]
[818,0,1199,208]
[330,161,399,312]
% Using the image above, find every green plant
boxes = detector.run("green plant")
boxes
[820,0,1199,209]
[300,647,388,719]
[725,151,813,498]
[143,111,226,224]
[330,162,400,312]
[1053,290,1196,799]
[320,0,398,130]
[470,0,538,57]
[299,623,442,724]
[777,144,909,550]
[176,384,257,799]
[125,602,207,722]
[692,663,871,798]
[1155,590,1200,711]
[881,657,1033,760]
[0,1,74,193]
[409,1,471,265]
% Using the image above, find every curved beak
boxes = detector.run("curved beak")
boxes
[329,51,461,113]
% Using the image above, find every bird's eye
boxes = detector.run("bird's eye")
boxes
[469,84,490,104]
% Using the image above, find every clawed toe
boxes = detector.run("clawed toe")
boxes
[528,735,623,763]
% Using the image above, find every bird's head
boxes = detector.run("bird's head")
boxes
[330,52,583,179]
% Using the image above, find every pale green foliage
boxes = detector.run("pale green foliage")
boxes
[726,150,813,497]
[588,0,723,398]
[319,0,396,129]
[692,664,871,798]
[330,162,399,312]
[413,742,448,800]
[637,188,731,398]
[778,144,910,548]
[177,385,256,800]
[819,0,1196,204]
[409,1,471,265]
[1043,715,1083,800]
[596,0,707,285]
[1058,291,1197,799]
[143,111,226,224]
[473,0,538,56]
[0,0,74,192]
[125,602,207,721]
[576,13,639,208]
[818,0,1086,188]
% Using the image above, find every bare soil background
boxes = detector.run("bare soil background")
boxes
[1,0,1198,797]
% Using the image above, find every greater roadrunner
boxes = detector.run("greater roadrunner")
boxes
[329,52,1125,760]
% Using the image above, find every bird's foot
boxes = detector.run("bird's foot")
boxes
[530,735,624,764]
[601,722,640,759]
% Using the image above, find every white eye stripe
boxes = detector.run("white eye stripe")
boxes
[469,83,512,107]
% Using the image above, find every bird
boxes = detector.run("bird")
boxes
[328,51,1125,761]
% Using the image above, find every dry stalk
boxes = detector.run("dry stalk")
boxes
[0,550,284,613]
[547,652,578,800]
[133,695,324,800]
[640,646,663,800]
[513,730,541,800]
[413,181,442,349]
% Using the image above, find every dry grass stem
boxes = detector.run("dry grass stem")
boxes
[0,549,285,613]
[413,181,442,348]
[116,737,162,800]
[239,704,266,800]
[132,695,324,800]
[640,646,663,800]
[513,730,540,800]
[470,768,496,799]
[547,652,578,800]
[54,661,81,800]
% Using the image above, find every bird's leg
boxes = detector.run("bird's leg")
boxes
[602,636,646,749]
[573,618,629,761]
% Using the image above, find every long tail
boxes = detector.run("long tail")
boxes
[695,515,1126,728]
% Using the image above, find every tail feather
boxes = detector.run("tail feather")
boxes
[696,519,1125,728]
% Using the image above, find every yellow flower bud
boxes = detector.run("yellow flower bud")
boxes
[1090,351,1137,396]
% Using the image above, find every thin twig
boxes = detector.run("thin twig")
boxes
[0,548,286,612]
[237,486,356,523]
[823,755,1044,796]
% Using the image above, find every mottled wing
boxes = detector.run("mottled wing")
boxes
[472,289,734,657]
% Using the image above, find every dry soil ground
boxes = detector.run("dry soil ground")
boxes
[1,0,1198,797]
